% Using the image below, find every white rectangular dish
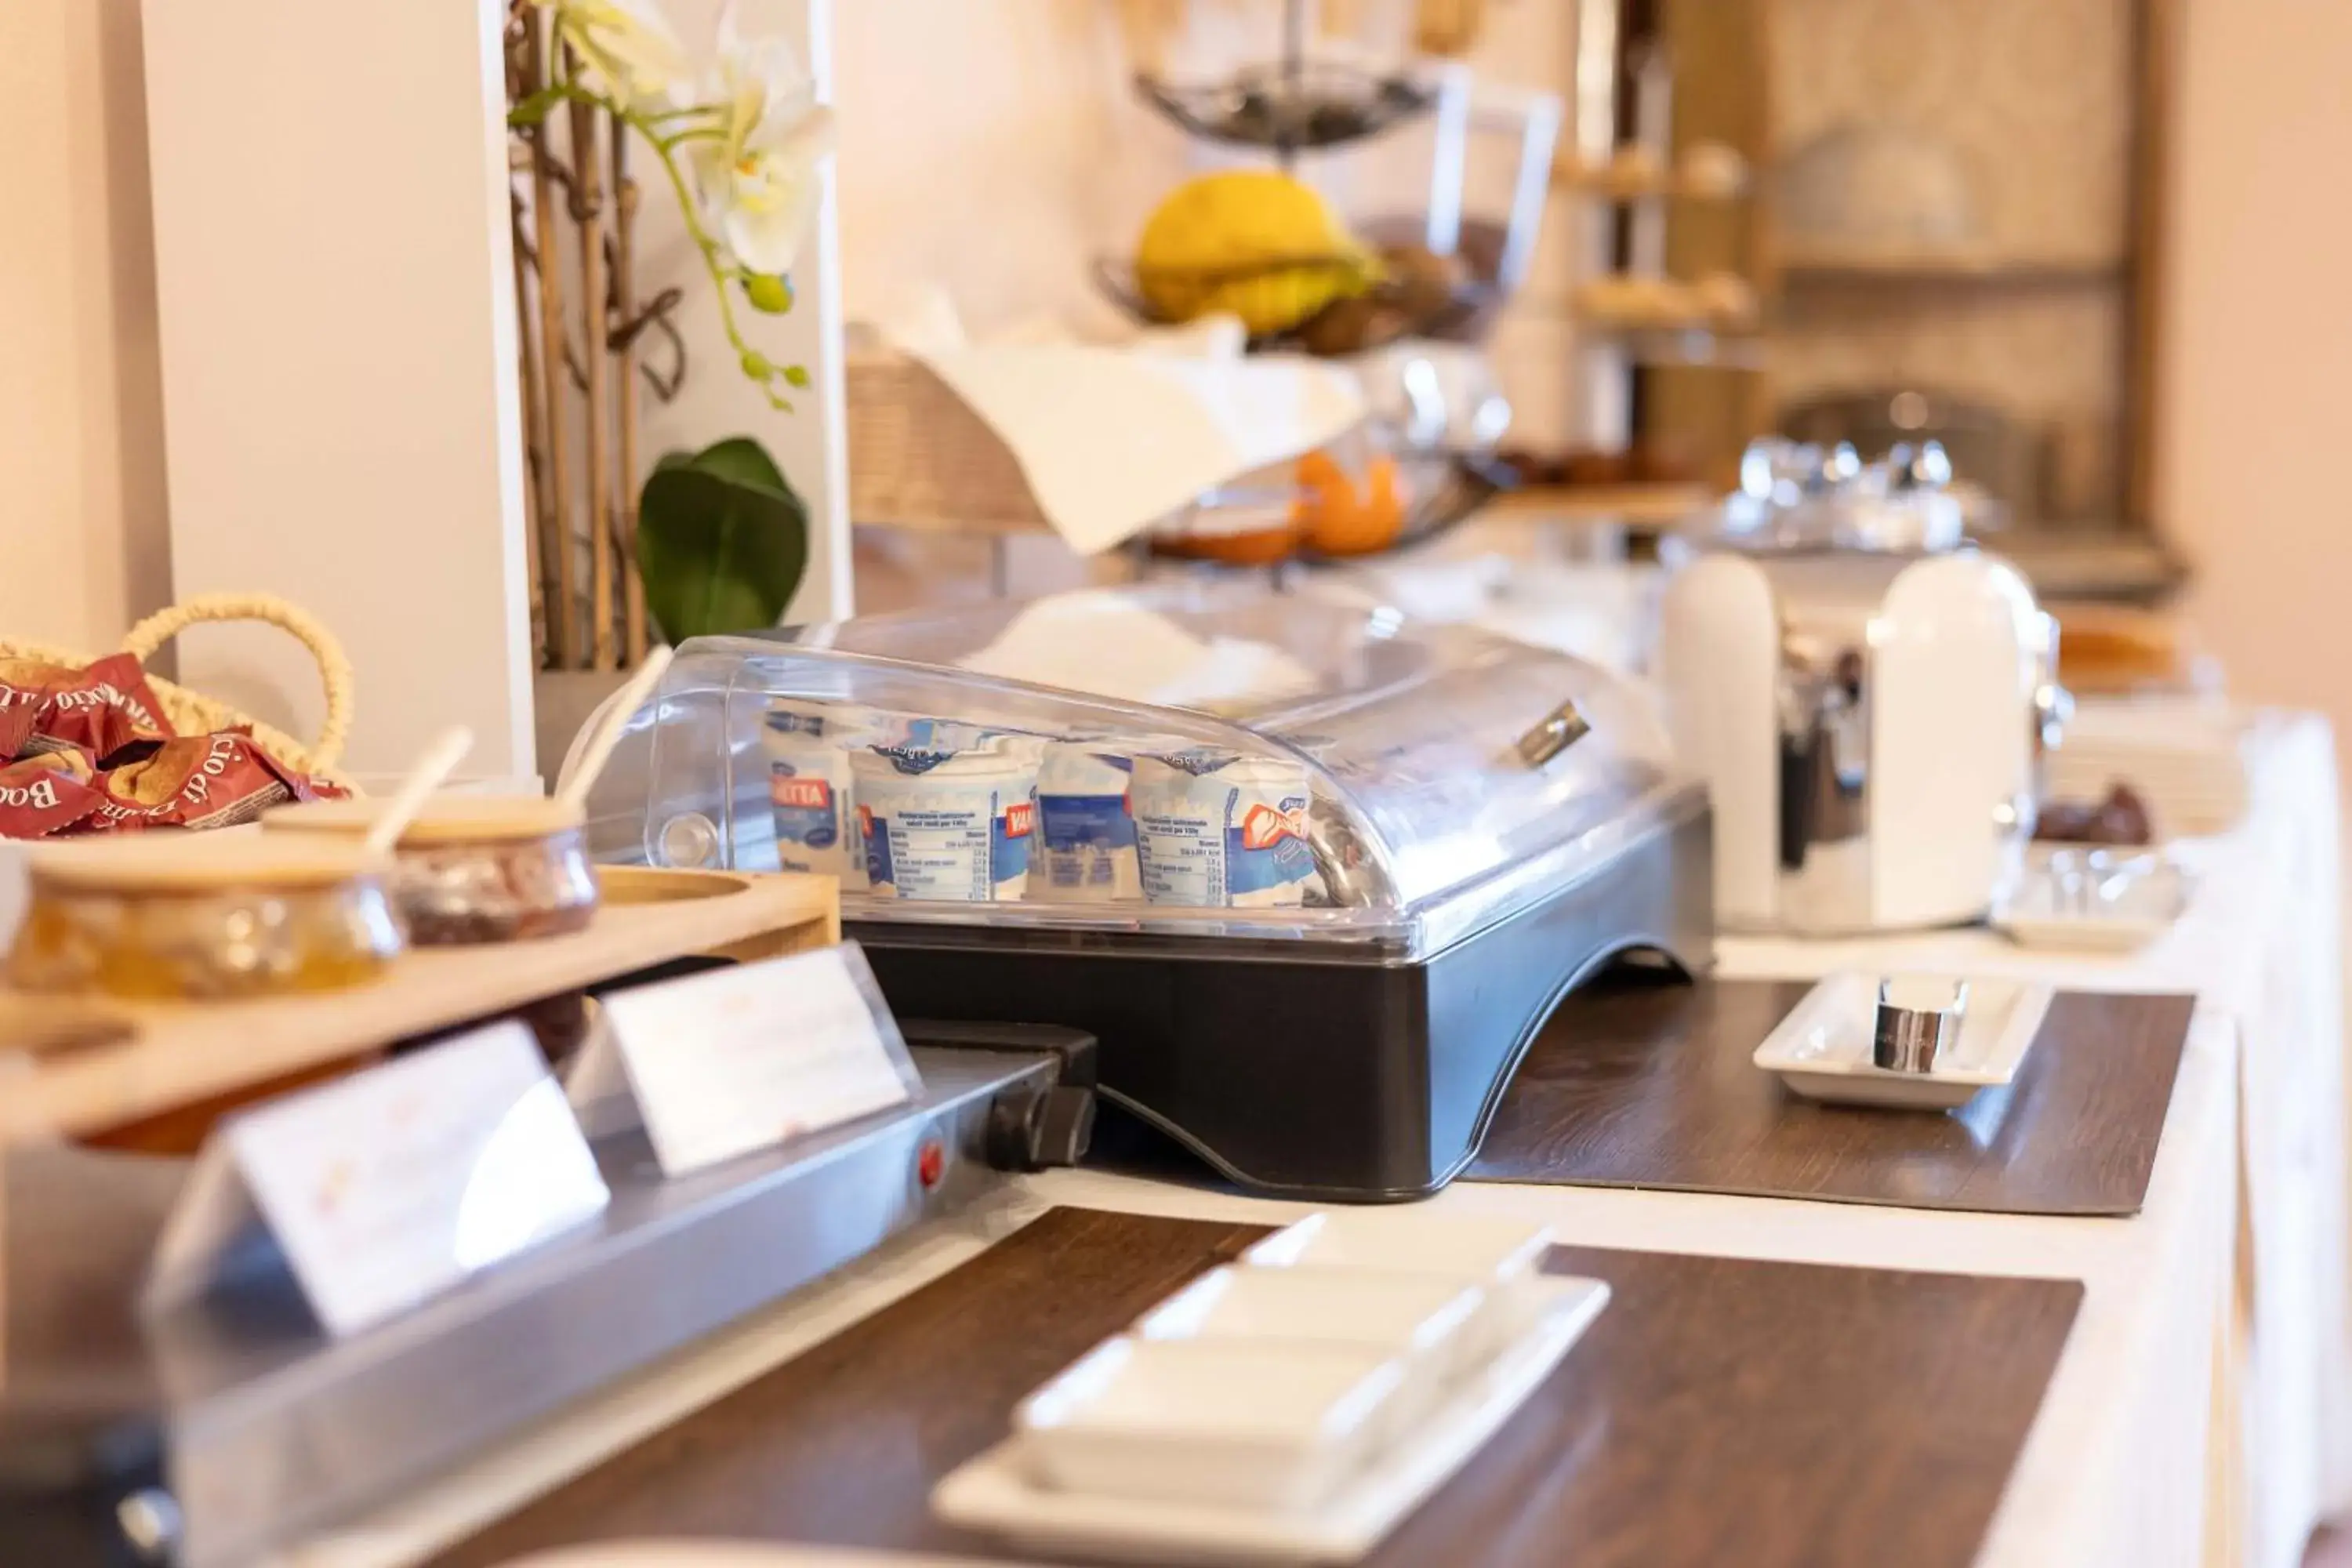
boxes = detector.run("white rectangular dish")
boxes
[1241,1211,1554,1355]
[1016,1337,1407,1512]
[1137,1265,1490,1401]
[1752,973,2055,1110]
[935,1273,1610,1566]
[1240,1210,1551,1289]
[1991,853,2189,953]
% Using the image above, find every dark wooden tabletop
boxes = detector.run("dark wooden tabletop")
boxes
[1469,974,2194,1214]
[433,1205,2082,1568]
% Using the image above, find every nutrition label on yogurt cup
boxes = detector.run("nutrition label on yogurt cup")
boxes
[882,807,996,902]
[1135,798,1229,906]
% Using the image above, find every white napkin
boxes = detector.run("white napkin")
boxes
[905,345,1364,555]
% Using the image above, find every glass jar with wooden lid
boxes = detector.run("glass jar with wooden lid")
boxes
[263,795,600,946]
[7,834,404,1000]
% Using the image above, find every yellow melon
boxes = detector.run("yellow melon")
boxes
[1134,169,1376,336]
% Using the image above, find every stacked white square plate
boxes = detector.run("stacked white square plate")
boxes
[932,1210,1610,1564]
[2047,698,2249,839]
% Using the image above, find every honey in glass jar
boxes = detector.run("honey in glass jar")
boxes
[7,834,404,1000]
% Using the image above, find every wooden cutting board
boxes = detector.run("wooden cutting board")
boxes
[1468,975,2194,1215]
[430,1206,2080,1568]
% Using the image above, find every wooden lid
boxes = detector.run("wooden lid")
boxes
[262,793,585,845]
[27,832,389,893]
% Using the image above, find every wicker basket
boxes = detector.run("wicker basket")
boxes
[845,350,1055,536]
[0,593,358,792]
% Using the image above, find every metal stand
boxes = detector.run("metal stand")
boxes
[0,1040,1094,1568]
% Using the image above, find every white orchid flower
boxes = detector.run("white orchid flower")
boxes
[690,5,836,279]
[538,0,691,111]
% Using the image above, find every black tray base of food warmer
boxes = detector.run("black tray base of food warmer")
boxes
[851,797,1714,1202]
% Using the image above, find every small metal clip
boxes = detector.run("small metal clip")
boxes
[1516,699,1592,768]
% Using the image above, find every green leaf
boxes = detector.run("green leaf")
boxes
[685,435,791,497]
[782,365,812,390]
[636,438,808,643]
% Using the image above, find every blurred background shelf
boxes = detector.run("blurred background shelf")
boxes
[1479,483,1711,525]
[1581,326,1770,371]
[1553,161,1751,202]
[1993,532,2188,604]
[1779,250,2128,289]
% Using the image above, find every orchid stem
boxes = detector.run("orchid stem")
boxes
[629,106,798,412]
[516,53,804,410]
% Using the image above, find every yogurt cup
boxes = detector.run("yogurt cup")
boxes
[763,705,868,890]
[1033,746,1140,902]
[851,744,1038,902]
[1131,750,1318,908]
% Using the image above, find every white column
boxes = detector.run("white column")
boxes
[140,0,535,778]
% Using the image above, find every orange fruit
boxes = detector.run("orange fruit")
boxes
[1293,450,1352,539]
[1302,454,1410,556]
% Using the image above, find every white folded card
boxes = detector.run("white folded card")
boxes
[145,1022,611,1339]
[568,941,921,1179]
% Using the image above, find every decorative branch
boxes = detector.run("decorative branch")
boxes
[503,0,827,668]
[503,2,829,406]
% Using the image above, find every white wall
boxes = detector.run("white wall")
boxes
[140,0,537,777]
[0,0,169,655]
[13,0,2352,744]
[2158,0,2352,740]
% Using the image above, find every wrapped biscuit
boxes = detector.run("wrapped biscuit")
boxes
[0,751,103,838]
[0,652,175,764]
[86,731,318,833]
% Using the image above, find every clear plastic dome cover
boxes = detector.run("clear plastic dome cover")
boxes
[583,582,1685,958]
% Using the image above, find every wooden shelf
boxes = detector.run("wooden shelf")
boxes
[1779,251,2124,288]
[0,866,840,1145]
[1992,532,2185,604]
[1578,325,1769,371]
[1480,484,1711,526]
[1553,153,1751,203]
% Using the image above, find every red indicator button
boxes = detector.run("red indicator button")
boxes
[916,1139,946,1189]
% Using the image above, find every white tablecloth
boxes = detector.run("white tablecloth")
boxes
[290,716,2347,1568]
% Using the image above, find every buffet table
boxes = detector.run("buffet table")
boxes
[284,714,2346,1568]
[1714,710,2350,1568]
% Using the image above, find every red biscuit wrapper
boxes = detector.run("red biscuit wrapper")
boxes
[0,702,33,762]
[0,750,103,838]
[0,652,176,765]
[84,731,322,833]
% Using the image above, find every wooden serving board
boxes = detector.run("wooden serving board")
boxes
[429,1207,2080,1568]
[1468,974,2194,1215]
[0,867,837,1145]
